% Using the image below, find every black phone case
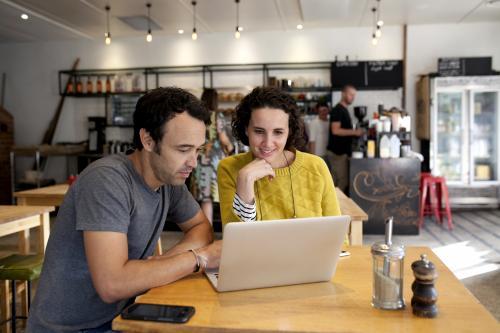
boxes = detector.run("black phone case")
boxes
[121,303,195,323]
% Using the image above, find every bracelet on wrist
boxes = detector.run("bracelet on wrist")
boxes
[189,249,200,273]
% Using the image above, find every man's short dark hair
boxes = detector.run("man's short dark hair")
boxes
[316,101,329,109]
[232,86,306,150]
[341,84,356,92]
[133,87,211,150]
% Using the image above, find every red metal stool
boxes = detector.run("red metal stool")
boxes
[419,174,453,230]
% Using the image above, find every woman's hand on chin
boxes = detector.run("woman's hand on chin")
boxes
[236,159,275,204]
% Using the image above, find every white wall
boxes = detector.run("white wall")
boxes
[0,26,403,181]
[1,22,500,181]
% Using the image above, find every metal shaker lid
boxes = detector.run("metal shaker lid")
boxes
[370,216,405,258]
[371,242,405,258]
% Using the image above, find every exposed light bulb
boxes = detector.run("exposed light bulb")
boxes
[372,34,378,46]
[192,28,198,40]
[238,26,243,32]
[20,13,29,20]
[377,20,384,27]
[235,27,241,39]
[296,24,303,30]
[178,29,184,34]
[375,28,382,38]
[146,30,152,42]
[105,35,111,45]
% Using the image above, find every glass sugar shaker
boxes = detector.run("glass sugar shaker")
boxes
[371,216,405,310]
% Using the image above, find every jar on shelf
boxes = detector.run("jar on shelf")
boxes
[131,73,143,92]
[114,74,124,92]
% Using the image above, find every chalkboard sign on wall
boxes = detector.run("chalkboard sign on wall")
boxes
[331,61,365,88]
[438,57,493,76]
[367,61,403,87]
[438,58,463,76]
[331,60,403,90]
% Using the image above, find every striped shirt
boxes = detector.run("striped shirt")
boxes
[232,193,257,222]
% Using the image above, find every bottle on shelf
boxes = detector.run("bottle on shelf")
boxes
[105,76,112,93]
[66,78,74,94]
[96,76,103,94]
[379,134,390,158]
[76,76,83,94]
[389,134,401,158]
[86,76,93,94]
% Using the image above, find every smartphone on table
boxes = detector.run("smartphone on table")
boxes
[121,303,195,323]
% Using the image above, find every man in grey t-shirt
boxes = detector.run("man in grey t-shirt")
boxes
[27,87,221,332]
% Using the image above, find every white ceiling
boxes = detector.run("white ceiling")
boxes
[0,0,499,43]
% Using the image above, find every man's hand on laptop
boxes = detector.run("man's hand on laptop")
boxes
[196,240,222,271]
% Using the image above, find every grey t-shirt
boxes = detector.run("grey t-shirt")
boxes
[26,154,200,332]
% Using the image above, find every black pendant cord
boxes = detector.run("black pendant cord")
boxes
[255,151,296,220]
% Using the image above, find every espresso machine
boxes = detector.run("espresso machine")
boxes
[353,106,368,155]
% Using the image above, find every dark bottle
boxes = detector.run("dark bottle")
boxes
[86,76,93,94]
[105,76,112,93]
[76,77,83,94]
[66,79,74,94]
[96,76,103,94]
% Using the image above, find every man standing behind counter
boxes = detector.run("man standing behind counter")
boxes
[326,85,363,194]
[27,87,221,333]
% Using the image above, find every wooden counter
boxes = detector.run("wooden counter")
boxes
[112,246,499,333]
[14,184,69,207]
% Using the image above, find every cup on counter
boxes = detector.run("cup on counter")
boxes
[352,151,364,159]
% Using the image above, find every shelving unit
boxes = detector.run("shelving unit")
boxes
[59,61,340,119]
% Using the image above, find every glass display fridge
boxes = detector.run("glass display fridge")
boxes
[429,76,500,205]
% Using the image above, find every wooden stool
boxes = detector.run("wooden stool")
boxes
[419,175,453,230]
[0,254,43,333]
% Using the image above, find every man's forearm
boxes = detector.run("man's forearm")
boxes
[97,251,197,303]
[162,221,213,258]
[332,128,356,136]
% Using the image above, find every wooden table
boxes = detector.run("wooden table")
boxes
[0,205,55,332]
[335,188,368,245]
[113,246,499,333]
[14,183,69,207]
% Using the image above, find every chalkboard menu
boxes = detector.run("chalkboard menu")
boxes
[367,61,403,87]
[331,60,403,89]
[438,57,493,76]
[438,58,462,76]
[331,61,365,89]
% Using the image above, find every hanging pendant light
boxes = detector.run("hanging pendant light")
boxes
[234,0,241,39]
[371,7,378,46]
[104,5,111,45]
[146,3,152,42]
[376,0,384,27]
[191,1,198,40]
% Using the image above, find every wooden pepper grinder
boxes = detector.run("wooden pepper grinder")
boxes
[411,254,438,318]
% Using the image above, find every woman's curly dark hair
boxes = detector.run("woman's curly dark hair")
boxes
[232,87,306,150]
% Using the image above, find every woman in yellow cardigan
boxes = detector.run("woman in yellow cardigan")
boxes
[217,87,341,227]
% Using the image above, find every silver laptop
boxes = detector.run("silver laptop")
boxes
[205,215,350,292]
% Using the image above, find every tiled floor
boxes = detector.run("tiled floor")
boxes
[1,209,499,332]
